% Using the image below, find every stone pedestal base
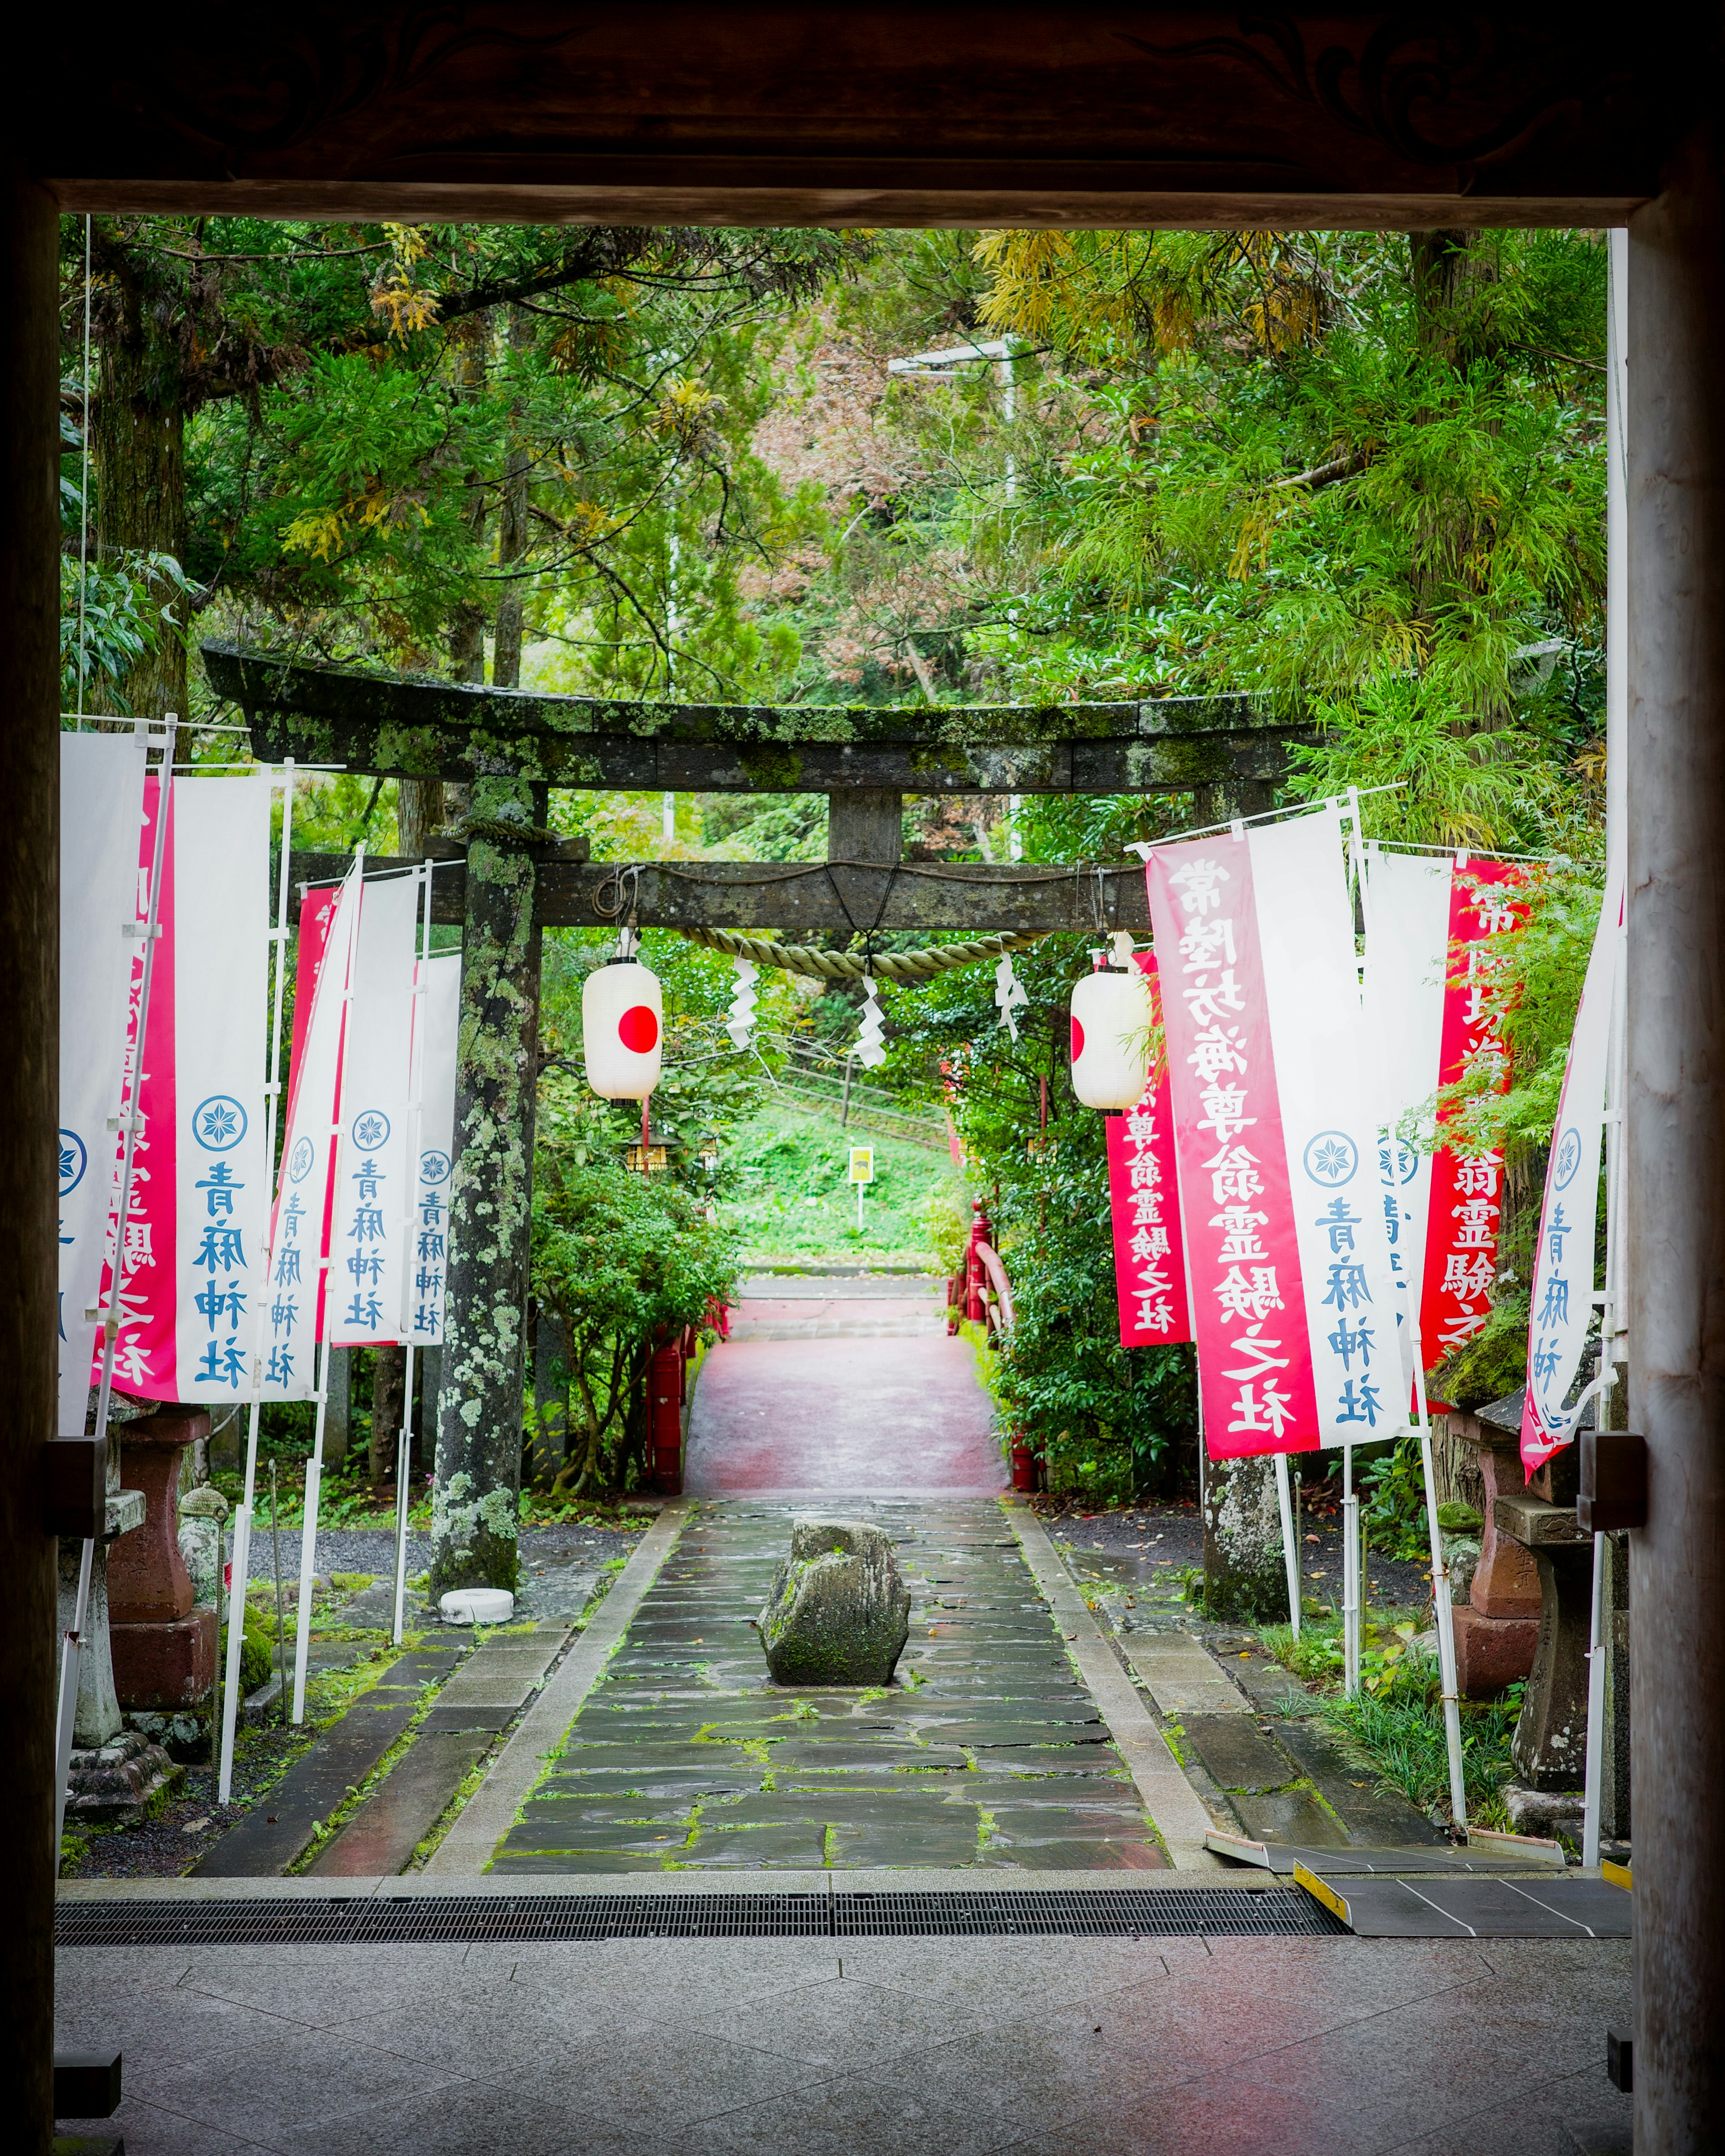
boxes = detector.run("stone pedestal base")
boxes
[1511,1543,1595,1789]
[65,1731,181,1826]
[1452,1606,1540,1697]
[111,1607,216,1710]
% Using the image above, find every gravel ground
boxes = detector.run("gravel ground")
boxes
[1039,1495,1433,1615]
[308,1518,648,1580]
[65,1728,314,1881]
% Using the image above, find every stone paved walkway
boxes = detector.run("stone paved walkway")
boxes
[491,1500,1163,1874]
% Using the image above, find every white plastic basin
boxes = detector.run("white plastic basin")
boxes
[439,1587,516,1625]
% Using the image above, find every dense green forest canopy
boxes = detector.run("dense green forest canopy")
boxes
[62,217,1610,1495]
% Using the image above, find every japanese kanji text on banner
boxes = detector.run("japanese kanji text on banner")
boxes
[1145,806,1398,1457]
[58,730,147,1434]
[99,773,272,1402]
[260,870,359,1398]
[1522,863,1624,1473]
[404,948,460,1346]
[1417,860,1524,1370]
[328,876,418,1347]
[1362,847,1524,1396]
[1105,951,1191,1348]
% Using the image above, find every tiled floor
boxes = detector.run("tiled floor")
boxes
[53,1929,1633,2155]
[489,1500,1164,1873]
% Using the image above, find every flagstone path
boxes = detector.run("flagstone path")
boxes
[490,1498,1165,1874]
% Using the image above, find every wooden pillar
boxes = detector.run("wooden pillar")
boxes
[827,789,902,865]
[0,160,63,2151]
[1627,123,1725,2153]
[429,784,544,1597]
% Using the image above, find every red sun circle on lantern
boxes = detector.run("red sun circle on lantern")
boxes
[618,1005,659,1054]
[1070,1015,1085,1062]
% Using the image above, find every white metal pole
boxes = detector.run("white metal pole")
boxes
[290,847,363,1723]
[1581,229,1631,1872]
[218,761,295,1801]
[55,714,176,1855]
[1274,1452,1301,1638]
[1582,1527,1608,1866]
[1341,1442,1361,1696]
[1414,1360,1468,1831]
[393,862,433,1647]
[1340,787,1373,1697]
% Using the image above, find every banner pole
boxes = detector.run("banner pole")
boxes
[55,714,176,1855]
[218,760,295,1801]
[1274,1452,1301,1638]
[289,845,363,1724]
[1340,788,1375,1701]
[1410,1352,1468,1830]
[1341,1442,1360,1696]
[1580,228,1631,1874]
[394,862,433,1647]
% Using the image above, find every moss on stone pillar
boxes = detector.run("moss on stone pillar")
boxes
[429,778,544,1597]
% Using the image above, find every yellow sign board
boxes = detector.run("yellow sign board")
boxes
[849,1147,875,1185]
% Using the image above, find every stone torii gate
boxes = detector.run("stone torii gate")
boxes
[203,638,1310,1595]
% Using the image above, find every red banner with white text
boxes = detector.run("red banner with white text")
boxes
[1146,833,1320,1457]
[1106,952,1191,1348]
[1417,863,1525,1371]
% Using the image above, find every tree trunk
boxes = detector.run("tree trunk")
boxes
[429,778,544,1596]
[89,284,188,721]
[370,1346,406,1490]
[1201,1454,1287,1622]
[491,306,535,693]
[396,779,444,857]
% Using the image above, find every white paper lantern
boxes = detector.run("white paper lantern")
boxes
[583,957,663,1100]
[1070,937,1153,1111]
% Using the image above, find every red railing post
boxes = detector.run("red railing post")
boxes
[648,1340,683,1494]
[964,1200,992,1325]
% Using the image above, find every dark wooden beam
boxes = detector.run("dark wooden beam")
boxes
[40,6,1687,225]
[1626,119,1725,2151]
[1,159,64,2152]
[289,852,1151,935]
[205,641,1310,796]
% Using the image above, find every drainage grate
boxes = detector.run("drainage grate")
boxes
[832,1888,1342,1937]
[57,1886,1342,1948]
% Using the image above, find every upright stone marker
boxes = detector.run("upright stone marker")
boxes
[430,779,544,1597]
[758,1518,911,1686]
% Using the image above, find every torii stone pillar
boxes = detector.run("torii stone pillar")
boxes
[1627,122,1725,2152]
[429,780,545,1598]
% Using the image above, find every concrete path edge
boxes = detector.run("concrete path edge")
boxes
[1001,1496,1223,1871]
[424,1499,692,1874]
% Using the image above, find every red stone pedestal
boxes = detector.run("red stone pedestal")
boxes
[1453,1606,1539,1696]
[107,1408,214,1711]
[1441,1414,1543,1698]
[110,1610,217,1709]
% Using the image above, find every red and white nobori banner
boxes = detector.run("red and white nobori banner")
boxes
[1146,806,1399,1459]
[328,875,419,1348]
[1106,952,1191,1348]
[1420,864,1526,1369]
[98,773,272,1403]
[58,730,148,1434]
[260,869,361,1398]
[1522,863,1624,1474]
[403,947,460,1346]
